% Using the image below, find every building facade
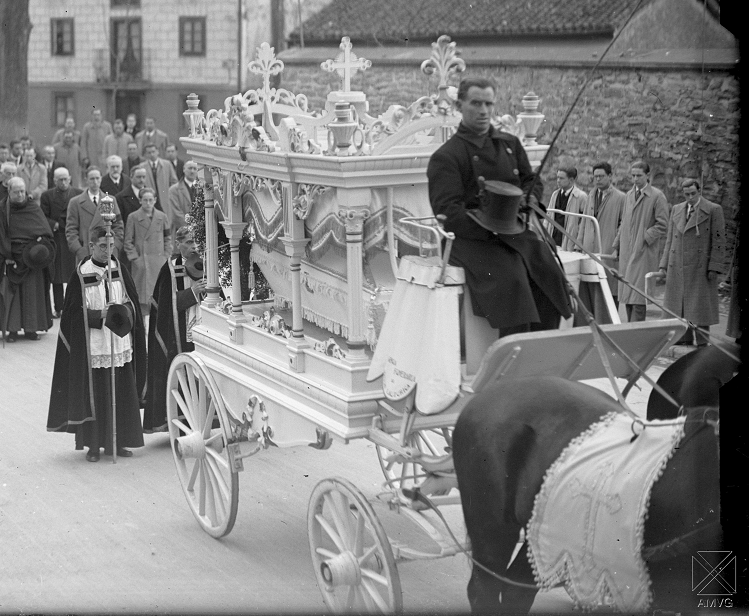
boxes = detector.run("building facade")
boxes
[26,0,329,154]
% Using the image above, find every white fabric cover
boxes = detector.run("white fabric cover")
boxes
[527,412,686,612]
[367,256,462,415]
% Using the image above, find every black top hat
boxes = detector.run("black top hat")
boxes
[184,252,205,281]
[467,180,525,235]
[22,237,56,270]
[105,303,134,338]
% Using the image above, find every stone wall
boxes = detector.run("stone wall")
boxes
[279,61,740,269]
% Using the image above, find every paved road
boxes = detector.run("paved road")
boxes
[0,307,733,614]
[0,318,581,614]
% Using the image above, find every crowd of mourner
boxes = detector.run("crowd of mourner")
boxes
[1,109,203,462]
[0,86,739,463]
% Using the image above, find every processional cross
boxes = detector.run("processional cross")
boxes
[570,462,622,573]
[320,37,371,92]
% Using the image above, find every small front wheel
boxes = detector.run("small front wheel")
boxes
[308,477,402,613]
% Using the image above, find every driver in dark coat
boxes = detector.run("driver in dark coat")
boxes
[427,77,571,336]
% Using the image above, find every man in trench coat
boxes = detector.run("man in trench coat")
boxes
[124,187,172,315]
[138,144,178,222]
[575,162,625,323]
[658,178,725,346]
[66,167,125,263]
[612,161,669,322]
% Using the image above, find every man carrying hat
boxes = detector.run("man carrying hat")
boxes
[427,77,571,337]
[0,177,54,342]
[47,226,146,462]
[143,226,207,433]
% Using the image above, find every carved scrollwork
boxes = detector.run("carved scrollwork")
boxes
[337,207,371,229]
[249,42,284,95]
[250,307,292,339]
[209,167,226,199]
[292,184,329,220]
[421,35,465,114]
[313,338,347,360]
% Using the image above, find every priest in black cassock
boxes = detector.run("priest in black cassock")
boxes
[143,226,206,433]
[46,226,147,462]
[0,177,54,341]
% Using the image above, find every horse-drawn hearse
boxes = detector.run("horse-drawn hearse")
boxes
[167,35,733,613]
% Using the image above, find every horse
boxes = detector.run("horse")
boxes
[453,375,721,614]
[647,341,740,420]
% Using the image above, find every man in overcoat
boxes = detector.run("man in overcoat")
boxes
[427,77,571,336]
[100,155,131,197]
[135,117,170,158]
[40,146,62,188]
[139,143,178,221]
[167,160,199,244]
[52,117,82,147]
[40,167,82,316]
[575,162,625,322]
[81,109,113,172]
[612,161,669,322]
[124,187,172,315]
[143,226,206,433]
[0,177,55,342]
[165,144,185,182]
[102,119,134,162]
[547,166,587,250]
[54,131,84,189]
[658,178,725,346]
[46,226,146,462]
[17,148,48,205]
[66,167,125,262]
[115,166,156,229]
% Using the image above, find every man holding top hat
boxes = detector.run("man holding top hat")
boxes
[427,77,571,336]
[0,177,55,342]
[47,225,146,462]
[143,226,207,433]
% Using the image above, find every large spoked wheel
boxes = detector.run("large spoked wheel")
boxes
[167,353,239,538]
[376,428,453,491]
[308,477,402,613]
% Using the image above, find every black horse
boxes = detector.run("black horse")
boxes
[453,375,721,614]
[647,341,740,420]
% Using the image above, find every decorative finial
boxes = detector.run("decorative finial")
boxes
[320,37,371,93]
[183,93,204,138]
[249,42,285,97]
[421,35,466,112]
[517,92,544,146]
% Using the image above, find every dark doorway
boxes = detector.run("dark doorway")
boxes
[115,91,143,127]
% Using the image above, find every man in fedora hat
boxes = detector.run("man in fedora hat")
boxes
[427,77,571,337]
[143,226,207,433]
[47,226,146,462]
[0,177,54,342]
